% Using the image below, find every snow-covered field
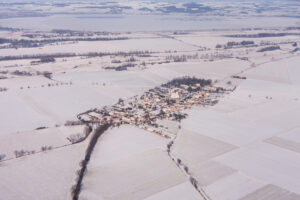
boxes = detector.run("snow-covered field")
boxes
[0,28,300,200]
[0,141,88,200]
[175,55,300,199]
[0,125,85,159]
[0,38,197,57]
[80,126,188,200]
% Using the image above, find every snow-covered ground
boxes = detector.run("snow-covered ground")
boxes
[0,38,197,57]
[0,28,300,200]
[0,141,88,200]
[80,126,189,200]
[175,55,300,199]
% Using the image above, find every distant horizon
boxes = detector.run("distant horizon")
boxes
[1,0,299,32]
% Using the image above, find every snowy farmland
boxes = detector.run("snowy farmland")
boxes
[0,26,300,200]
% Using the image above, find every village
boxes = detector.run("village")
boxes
[77,77,225,140]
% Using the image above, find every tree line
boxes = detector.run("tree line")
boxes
[0,51,152,62]
[0,37,129,49]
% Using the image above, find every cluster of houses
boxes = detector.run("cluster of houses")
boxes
[77,77,224,138]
